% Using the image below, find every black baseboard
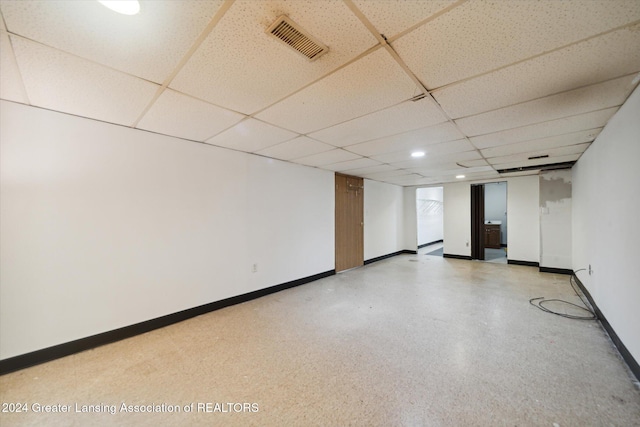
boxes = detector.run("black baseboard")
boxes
[0,269,335,375]
[365,249,417,265]
[443,253,473,260]
[507,259,540,267]
[501,243,507,247]
[418,239,443,249]
[539,266,573,275]
[573,275,639,382]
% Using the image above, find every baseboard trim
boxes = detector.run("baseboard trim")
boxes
[443,253,472,260]
[0,269,336,375]
[365,251,404,265]
[539,266,573,275]
[418,239,443,249]
[573,275,639,382]
[507,260,540,267]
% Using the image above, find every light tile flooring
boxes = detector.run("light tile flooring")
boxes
[1,255,639,426]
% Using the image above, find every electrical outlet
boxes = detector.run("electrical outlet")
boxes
[252,263,258,273]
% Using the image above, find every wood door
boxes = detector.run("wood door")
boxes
[335,173,364,272]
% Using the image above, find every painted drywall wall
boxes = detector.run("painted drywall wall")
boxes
[443,182,471,256]
[403,187,418,252]
[572,85,640,364]
[0,101,334,360]
[363,179,404,260]
[506,175,540,263]
[441,176,538,261]
[539,170,572,269]
[484,181,507,245]
[416,187,444,246]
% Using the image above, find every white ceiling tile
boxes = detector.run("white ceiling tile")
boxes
[382,174,430,186]
[0,0,225,83]
[345,122,464,156]
[10,35,158,126]
[170,0,378,115]
[433,24,640,118]
[410,165,495,177]
[255,136,333,161]
[351,0,458,39]
[371,139,475,163]
[0,30,28,103]
[294,149,361,167]
[342,164,398,176]
[360,169,413,180]
[435,171,502,184]
[456,159,490,168]
[492,154,581,170]
[388,150,482,169]
[487,144,590,166]
[205,118,298,153]
[308,97,447,147]
[481,129,598,158]
[455,75,638,136]
[255,48,419,133]
[394,0,640,88]
[322,158,382,172]
[470,108,616,149]
[137,89,244,142]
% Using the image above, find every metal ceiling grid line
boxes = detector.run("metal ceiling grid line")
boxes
[385,0,469,44]
[447,71,640,123]
[344,0,494,178]
[2,28,31,105]
[466,107,618,140]
[243,43,384,119]
[429,18,640,93]
[131,0,236,128]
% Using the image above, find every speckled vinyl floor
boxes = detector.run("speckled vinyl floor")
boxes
[1,255,639,426]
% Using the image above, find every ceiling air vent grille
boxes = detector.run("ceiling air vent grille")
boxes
[267,15,329,61]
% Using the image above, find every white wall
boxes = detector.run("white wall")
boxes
[505,176,540,263]
[443,182,471,256]
[416,187,444,246]
[403,187,418,252]
[442,176,539,261]
[484,181,507,245]
[363,179,404,260]
[572,85,640,364]
[539,170,572,269]
[0,101,334,360]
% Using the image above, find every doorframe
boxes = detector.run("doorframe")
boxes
[470,184,485,260]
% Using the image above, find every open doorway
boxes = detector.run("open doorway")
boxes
[416,187,444,256]
[471,182,507,263]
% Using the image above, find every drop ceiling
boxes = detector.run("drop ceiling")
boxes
[1,0,639,187]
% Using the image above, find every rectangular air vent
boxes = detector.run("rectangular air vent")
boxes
[266,15,329,61]
[527,154,549,160]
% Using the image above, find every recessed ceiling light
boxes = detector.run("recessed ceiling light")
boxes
[98,0,140,15]
[456,175,465,179]
[411,151,425,158]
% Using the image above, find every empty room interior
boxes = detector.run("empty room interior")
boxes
[1,0,639,425]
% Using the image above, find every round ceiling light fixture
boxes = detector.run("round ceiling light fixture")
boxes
[456,175,465,179]
[98,0,140,15]
[411,151,425,158]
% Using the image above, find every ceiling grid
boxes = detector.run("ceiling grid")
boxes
[1,0,639,186]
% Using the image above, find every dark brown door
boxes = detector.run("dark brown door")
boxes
[335,173,364,272]
[471,184,485,260]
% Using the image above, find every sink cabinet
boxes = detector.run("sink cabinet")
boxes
[485,224,501,249]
